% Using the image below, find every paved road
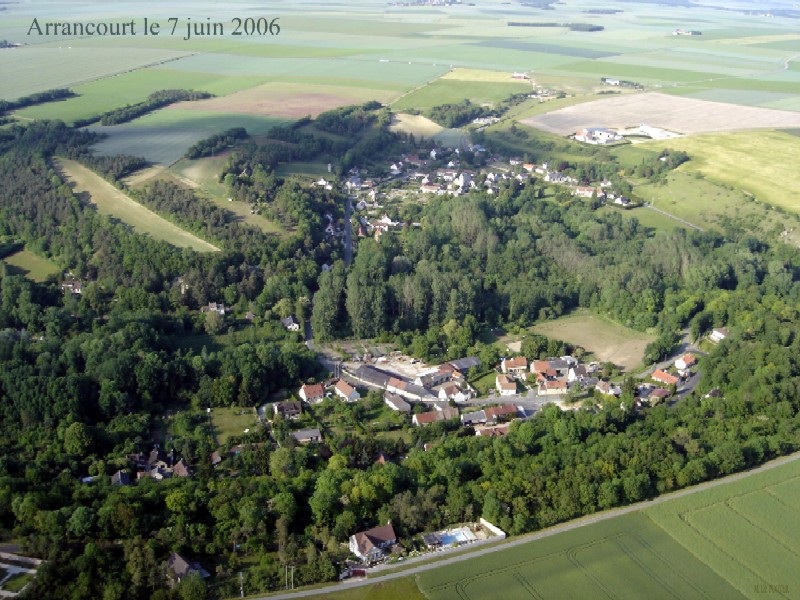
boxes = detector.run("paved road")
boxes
[249,450,800,599]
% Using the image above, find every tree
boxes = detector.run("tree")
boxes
[64,422,92,455]
[177,572,207,600]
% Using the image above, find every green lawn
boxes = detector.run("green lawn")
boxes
[209,407,259,446]
[2,249,60,282]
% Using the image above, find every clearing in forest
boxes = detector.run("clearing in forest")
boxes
[532,310,654,372]
[2,249,60,282]
[56,158,219,252]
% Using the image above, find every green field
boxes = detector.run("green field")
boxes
[2,249,60,282]
[420,511,745,600]
[209,406,259,445]
[393,79,530,112]
[0,46,191,101]
[57,158,219,252]
[532,309,655,372]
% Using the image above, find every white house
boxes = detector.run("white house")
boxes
[496,374,517,396]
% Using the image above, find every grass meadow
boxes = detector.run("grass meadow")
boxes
[57,158,219,252]
[2,249,60,282]
[645,130,800,215]
[209,407,258,446]
[532,309,655,372]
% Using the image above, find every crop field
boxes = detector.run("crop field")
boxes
[1,249,60,282]
[644,130,800,216]
[520,92,800,136]
[89,126,212,166]
[178,81,401,119]
[56,158,219,252]
[393,76,530,112]
[418,511,744,600]
[0,46,191,101]
[646,457,800,599]
[532,310,654,372]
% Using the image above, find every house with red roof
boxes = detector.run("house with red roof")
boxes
[651,369,679,386]
[299,383,325,403]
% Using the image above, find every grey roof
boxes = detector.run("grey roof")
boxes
[292,427,322,442]
[352,365,390,387]
[461,410,487,425]
[384,392,411,413]
[448,356,481,371]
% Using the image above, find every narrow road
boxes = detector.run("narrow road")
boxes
[251,450,800,599]
[344,195,353,267]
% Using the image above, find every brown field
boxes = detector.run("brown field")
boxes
[533,311,655,372]
[520,92,800,136]
[172,82,397,119]
[389,113,443,138]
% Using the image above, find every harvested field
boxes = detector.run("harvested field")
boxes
[532,310,654,372]
[389,113,443,138]
[172,82,397,119]
[57,158,219,252]
[520,92,800,136]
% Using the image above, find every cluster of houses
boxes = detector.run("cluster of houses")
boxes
[496,351,695,406]
[111,448,192,485]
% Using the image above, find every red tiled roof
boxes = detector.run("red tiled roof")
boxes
[301,383,324,399]
[485,404,517,419]
[652,369,679,385]
[335,379,356,396]
[504,356,528,369]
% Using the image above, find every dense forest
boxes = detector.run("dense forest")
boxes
[1,108,800,600]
